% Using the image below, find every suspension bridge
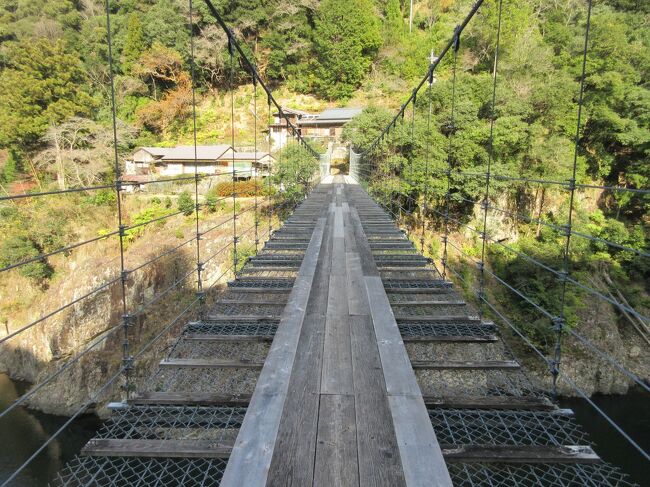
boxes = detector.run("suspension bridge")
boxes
[1,0,648,485]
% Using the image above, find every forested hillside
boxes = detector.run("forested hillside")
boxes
[0,0,647,392]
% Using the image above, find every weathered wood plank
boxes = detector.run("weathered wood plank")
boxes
[388,395,454,487]
[130,392,251,406]
[159,359,264,369]
[350,315,407,487]
[442,445,600,464]
[321,274,353,395]
[220,217,327,487]
[313,394,359,487]
[82,439,233,458]
[182,334,273,342]
[264,208,334,487]
[402,335,499,343]
[411,360,520,370]
[423,395,556,410]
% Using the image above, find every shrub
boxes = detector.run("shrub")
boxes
[85,189,116,206]
[213,179,264,198]
[177,191,195,216]
[164,196,172,208]
[0,236,53,281]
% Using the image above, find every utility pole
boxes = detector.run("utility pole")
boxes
[409,0,414,33]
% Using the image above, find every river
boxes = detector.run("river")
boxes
[0,374,100,486]
[0,373,648,485]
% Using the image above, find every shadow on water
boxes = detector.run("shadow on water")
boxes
[0,373,100,486]
[560,389,650,486]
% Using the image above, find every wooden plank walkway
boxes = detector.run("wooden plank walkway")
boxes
[221,179,451,487]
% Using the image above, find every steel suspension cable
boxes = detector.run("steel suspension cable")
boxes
[443,28,461,280]
[253,78,259,253]
[189,0,205,317]
[553,0,593,400]
[103,0,131,398]
[478,0,503,320]
[420,55,436,254]
[228,36,238,276]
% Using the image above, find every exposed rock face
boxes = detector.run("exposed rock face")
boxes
[520,296,650,397]
[0,243,197,416]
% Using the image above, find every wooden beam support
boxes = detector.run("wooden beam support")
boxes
[183,333,273,342]
[402,335,498,343]
[441,445,600,464]
[130,392,251,406]
[159,358,264,369]
[411,360,520,370]
[423,395,555,410]
[82,439,234,459]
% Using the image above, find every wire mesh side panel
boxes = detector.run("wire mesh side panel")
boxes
[447,462,637,487]
[51,456,228,487]
[349,149,361,181]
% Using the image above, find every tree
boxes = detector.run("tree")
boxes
[122,14,146,73]
[177,190,195,216]
[0,39,94,149]
[273,143,319,208]
[133,43,187,100]
[37,117,136,189]
[312,0,382,99]
[385,0,403,38]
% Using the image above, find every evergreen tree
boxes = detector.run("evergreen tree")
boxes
[385,0,403,38]
[312,0,382,100]
[122,14,146,73]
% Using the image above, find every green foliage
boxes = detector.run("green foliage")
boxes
[0,236,53,281]
[2,150,21,183]
[312,0,382,99]
[124,204,171,243]
[233,243,257,274]
[0,39,94,148]
[273,143,319,210]
[384,0,403,38]
[122,14,146,73]
[177,191,195,216]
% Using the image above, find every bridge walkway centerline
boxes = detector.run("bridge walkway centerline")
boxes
[222,176,451,486]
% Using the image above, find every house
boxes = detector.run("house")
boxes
[231,152,275,179]
[157,145,233,176]
[124,145,274,182]
[125,147,173,175]
[269,107,363,148]
[298,108,363,140]
[269,108,315,148]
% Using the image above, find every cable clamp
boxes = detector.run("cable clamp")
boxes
[549,359,560,377]
[567,178,576,191]
[119,225,126,238]
[552,316,565,333]
[122,313,134,328]
[559,224,570,237]
[115,180,122,192]
[556,270,568,283]
[197,261,205,272]
[196,290,206,302]
[233,236,240,243]
[441,236,448,243]
[121,270,129,282]
[122,355,134,371]
[476,261,484,271]
[453,25,461,52]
